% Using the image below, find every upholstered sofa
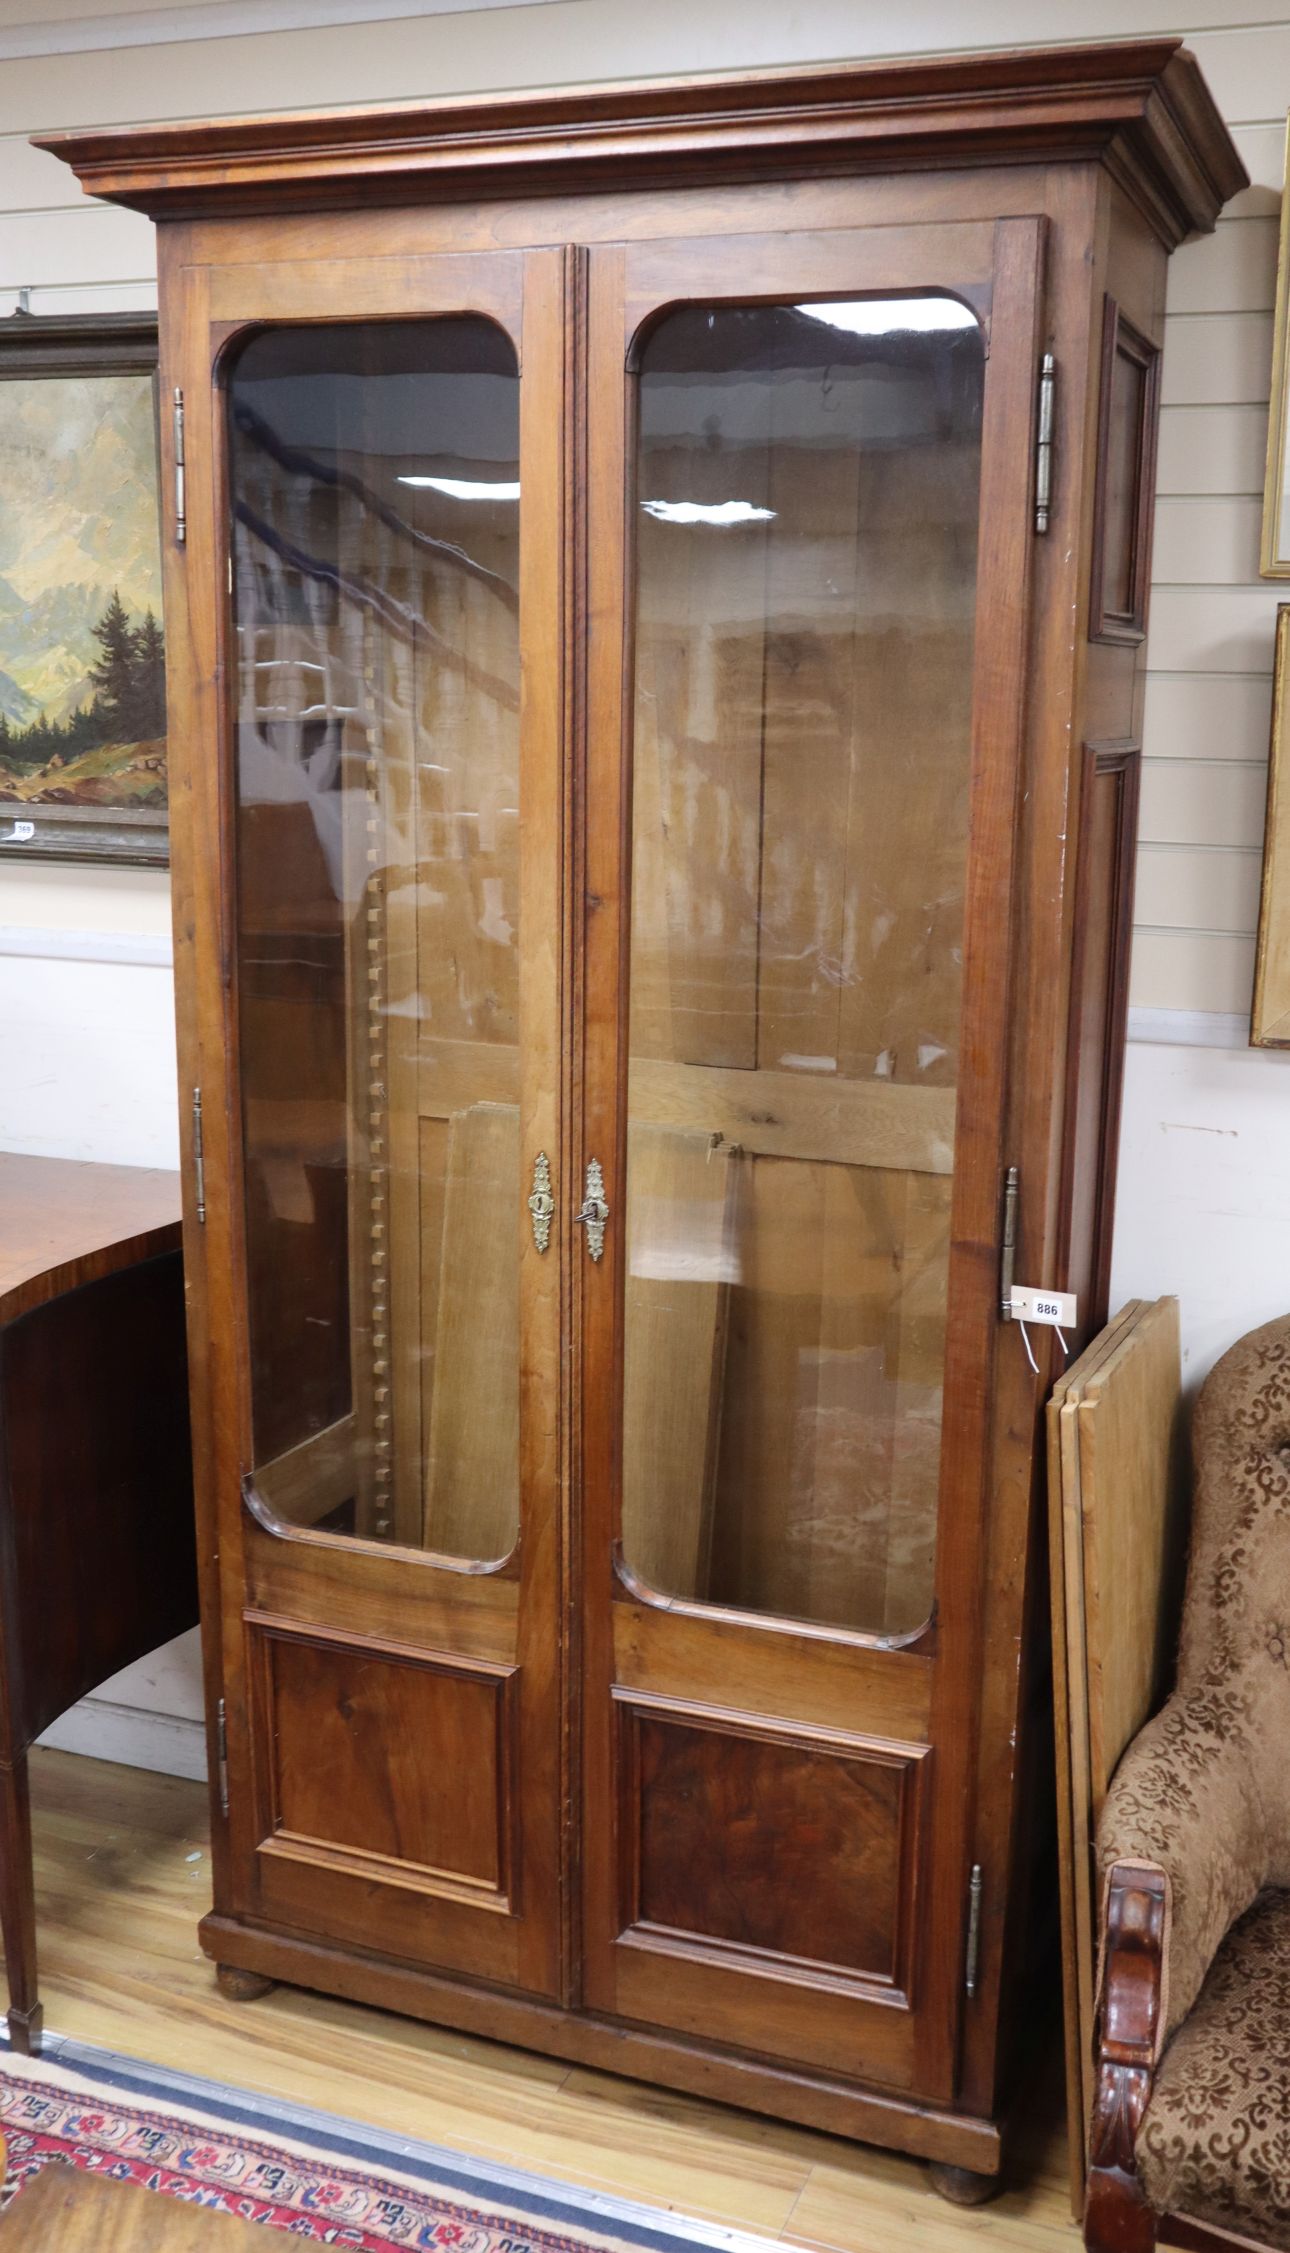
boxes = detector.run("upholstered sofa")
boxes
[1085,1314,1290,2251]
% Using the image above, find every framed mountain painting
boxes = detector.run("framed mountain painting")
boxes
[0,310,167,867]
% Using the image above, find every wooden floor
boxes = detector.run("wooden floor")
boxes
[21,1748,1081,2249]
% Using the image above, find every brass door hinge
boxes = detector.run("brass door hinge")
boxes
[999,1165,1018,1318]
[191,1086,206,1225]
[1034,352,1055,533]
[965,1863,984,1997]
[172,387,186,546]
[216,1696,229,1817]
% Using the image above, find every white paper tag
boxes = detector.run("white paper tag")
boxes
[1008,1285,1078,1329]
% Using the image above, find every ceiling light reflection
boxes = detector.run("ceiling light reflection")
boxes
[641,498,776,525]
[796,297,977,336]
[397,476,520,499]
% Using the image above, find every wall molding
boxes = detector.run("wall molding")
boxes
[0,923,172,968]
[38,1697,206,1783]
[0,0,571,63]
[1126,1005,1251,1048]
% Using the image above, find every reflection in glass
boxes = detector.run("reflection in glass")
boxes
[230,318,522,1559]
[623,296,984,1635]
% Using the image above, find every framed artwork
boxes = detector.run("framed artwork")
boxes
[0,309,167,867]
[1253,604,1290,1044]
[1263,115,1290,577]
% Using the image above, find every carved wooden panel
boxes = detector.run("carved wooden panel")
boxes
[617,1696,927,1998]
[248,1616,517,1906]
[1090,296,1161,645]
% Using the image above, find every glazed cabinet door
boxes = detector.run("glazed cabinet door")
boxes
[579,218,1046,2098]
[172,242,568,2000]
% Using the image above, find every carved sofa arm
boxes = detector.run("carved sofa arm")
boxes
[1085,1685,1270,2251]
[1084,1862,1168,2253]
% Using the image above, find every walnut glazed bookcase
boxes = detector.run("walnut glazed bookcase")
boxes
[46,42,1243,2197]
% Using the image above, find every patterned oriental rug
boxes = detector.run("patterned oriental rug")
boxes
[0,2049,752,2253]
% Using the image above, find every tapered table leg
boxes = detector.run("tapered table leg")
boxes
[0,1756,41,2054]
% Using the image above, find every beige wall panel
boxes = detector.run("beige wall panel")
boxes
[4,0,1285,56]
[1129,929,1257,1015]
[1165,216,1278,315]
[1156,405,1268,496]
[1146,585,1280,674]
[0,0,557,29]
[0,201,154,290]
[1142,671,1273,761]
[1134,846,1261,935]
[0,21,582,135]
[2,2,1287,137]
[0,0,203,25]
[1152,495,1262,584]
[0,132,88,209]
[1160,311,1273,407]
[1186,24,1290,122]
[1139,758,1268,849]
[1226,121,1285,211]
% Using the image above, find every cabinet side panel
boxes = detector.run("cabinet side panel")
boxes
[964,174,1167,2128]
[1060,744,1142,1331]
[158,227,241,1914]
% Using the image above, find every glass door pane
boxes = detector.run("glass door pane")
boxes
[622,295,984,1635]
[229,316,522,1559]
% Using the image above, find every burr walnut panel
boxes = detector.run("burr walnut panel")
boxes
[619,1698,927,2000]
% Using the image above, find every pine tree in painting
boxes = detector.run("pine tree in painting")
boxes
[87,589,139,741]
[0,591,166,796]
[131,610,166,741]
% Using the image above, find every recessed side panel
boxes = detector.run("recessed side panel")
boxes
[248,1617,517,1909]
[617,1696,927,2002]
[1089,295,1160,645]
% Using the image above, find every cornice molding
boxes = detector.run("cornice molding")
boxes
[38,39,1247,248]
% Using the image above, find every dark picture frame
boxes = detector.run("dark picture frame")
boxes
[0,308,168,868]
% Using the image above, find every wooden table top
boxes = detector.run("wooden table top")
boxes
[0,1154,182,1328]
[0,2162,270,2246]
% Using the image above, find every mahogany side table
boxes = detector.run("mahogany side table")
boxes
[0,1154,198,2053]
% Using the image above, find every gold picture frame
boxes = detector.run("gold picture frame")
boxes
[1252,604,1290,1043]
[1262,115,1290,577]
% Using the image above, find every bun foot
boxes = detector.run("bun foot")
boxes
[928,2161,1000,2206]
[215,1963,274,2004]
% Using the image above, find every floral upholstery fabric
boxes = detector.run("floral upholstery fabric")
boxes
[1094,1313,1290,2238]
[1136,1886,1290,2248]
[1098,1315,1290,2037]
